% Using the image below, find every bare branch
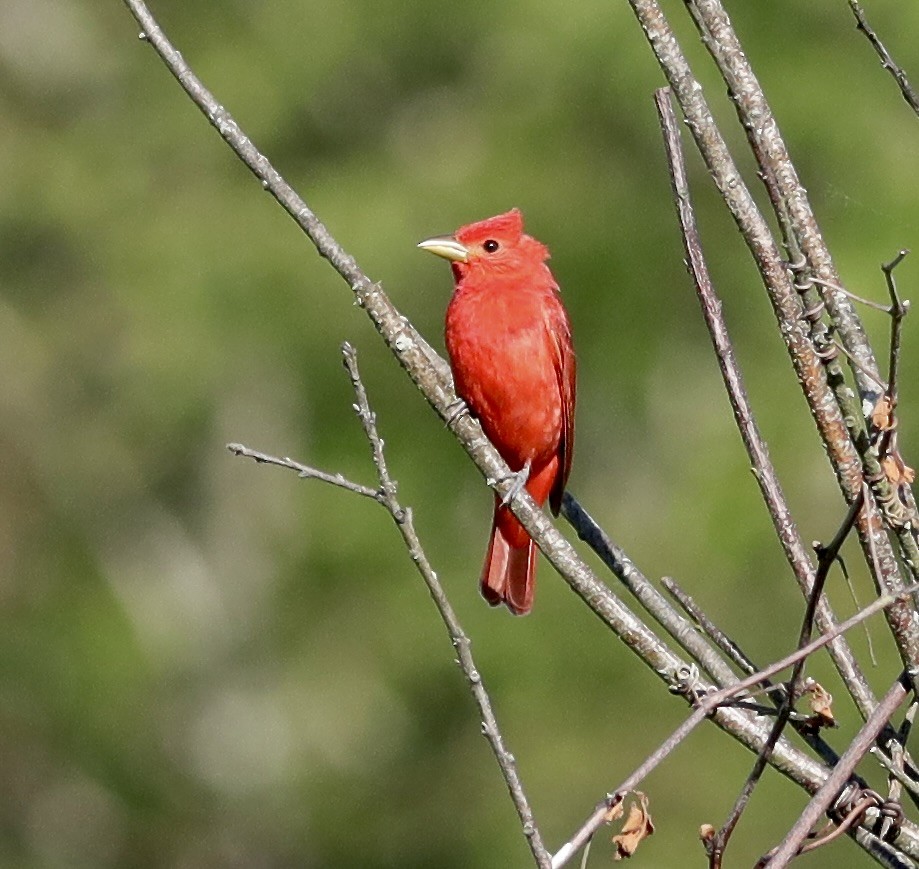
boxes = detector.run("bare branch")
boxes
[708,494,864,866]
[339,342,551,866]
[848,1,919,118]
[679,0,919,673]
[226,442,382,501]
[553,584,919,868]
[683,0,881,391]
[229,345,552,867]
[632,0,899,720]
[763,673,911,868]
[652,84,878,720]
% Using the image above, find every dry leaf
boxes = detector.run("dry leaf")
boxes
[882,453,916,486]
[871,395,896,431]
[612,792,654,860]
[804,680,836,729]
[604,800,624,823]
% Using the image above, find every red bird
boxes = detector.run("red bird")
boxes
[418,209,576,615]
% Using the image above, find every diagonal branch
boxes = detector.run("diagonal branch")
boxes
[630,0,919,702]
[848,0,919,119]
[679,0,919,674]
[552,584,919,868]
[628,0,890,717]
[231,342,553,867]
[763,672,912,868]
[653,84,876,720]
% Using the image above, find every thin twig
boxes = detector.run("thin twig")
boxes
[832,339,889,393]
[552,583,919,868]
[882,250,911,412]
[560,495,737,688]
[226,442,382,500]
[661,576,756,676]
[763,672,912,868]
[339,343,551,866]
[809,275,894,314]
[848,0,919,118]
[708,494,864,867]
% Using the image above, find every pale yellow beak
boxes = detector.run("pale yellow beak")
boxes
[417,235,469,263]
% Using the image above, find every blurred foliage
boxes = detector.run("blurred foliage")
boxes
[1,0,918,866]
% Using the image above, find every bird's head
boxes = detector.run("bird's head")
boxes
[418,208,549,282]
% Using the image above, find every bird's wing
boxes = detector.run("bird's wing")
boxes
[547,294,576,515]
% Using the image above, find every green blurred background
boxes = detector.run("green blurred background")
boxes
[2,1,918,866]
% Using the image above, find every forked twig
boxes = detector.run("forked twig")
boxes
[231,343,552,867]
[882,251,911,413]
[226,443,382,501]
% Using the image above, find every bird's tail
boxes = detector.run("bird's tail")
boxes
[480,503,536,615]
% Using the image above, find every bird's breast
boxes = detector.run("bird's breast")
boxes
[445,287,563,470]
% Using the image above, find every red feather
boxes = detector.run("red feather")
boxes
[431,209,576,615]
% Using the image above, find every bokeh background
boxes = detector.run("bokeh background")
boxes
[2,1,919,866]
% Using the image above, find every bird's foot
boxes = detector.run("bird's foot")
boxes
[444,397,470,427]
[500,460,531,507]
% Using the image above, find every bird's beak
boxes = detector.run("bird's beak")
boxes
[417,235,469,263]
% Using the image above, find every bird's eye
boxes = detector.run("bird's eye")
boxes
[482,239,500,253]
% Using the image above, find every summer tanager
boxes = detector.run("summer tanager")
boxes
[418,209,576,615]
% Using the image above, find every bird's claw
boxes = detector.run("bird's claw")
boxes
[500,460,531,506]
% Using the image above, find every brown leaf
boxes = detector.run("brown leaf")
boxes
[604,800,624,823]
[882,453,916,486]
[872,395,896,431]
[803,679,836,729]
[612,792,654,860]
